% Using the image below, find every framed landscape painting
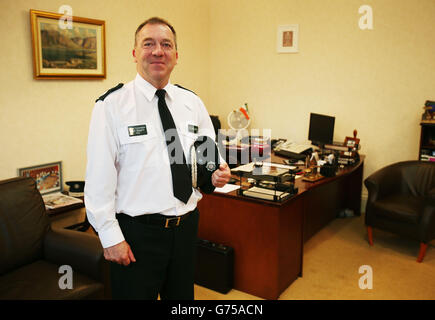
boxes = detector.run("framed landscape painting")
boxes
[30,9,106,79]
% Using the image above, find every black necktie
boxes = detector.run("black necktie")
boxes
[156,89,193,203]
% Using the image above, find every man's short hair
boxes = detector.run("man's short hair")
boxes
[134,17,177,49]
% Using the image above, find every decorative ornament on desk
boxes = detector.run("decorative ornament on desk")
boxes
[344,129,360,151]
[227,103,251,144]
[422,100,435,121]
[339,130,361,165]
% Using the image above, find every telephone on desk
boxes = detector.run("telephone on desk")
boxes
[272,139,313,160]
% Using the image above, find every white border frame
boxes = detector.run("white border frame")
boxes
[277,24,299,53]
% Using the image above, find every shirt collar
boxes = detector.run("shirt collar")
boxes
[134,73,175,103]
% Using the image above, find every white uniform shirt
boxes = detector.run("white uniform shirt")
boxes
[85,74,216,248]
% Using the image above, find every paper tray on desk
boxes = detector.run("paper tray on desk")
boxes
[242,186,291,202]
[232,162,294,183]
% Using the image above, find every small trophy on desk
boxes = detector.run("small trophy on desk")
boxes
[302,152,324,182]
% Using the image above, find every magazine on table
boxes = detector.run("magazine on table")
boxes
[42,192,83,210]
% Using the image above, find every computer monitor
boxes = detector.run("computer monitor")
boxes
[308,113,335,147]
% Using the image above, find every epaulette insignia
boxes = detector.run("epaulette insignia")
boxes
[95,83,124,102]
[175,84,197,96]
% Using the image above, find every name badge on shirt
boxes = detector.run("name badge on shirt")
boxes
[128,124,147,137]
[188,124,198,134]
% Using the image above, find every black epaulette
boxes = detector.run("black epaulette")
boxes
[95,83,124,102]
[175,84,197,96]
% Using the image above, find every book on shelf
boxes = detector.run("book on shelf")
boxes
[420,119,435,124]
[420,155,435,162]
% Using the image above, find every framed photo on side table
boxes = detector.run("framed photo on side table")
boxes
[30,9,106,79]
[344,136,360,149]
[17,161,84,211]
[17,161,63,195]
[277,24,299,53]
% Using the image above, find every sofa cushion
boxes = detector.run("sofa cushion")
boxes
[0,260,103,299]
[0,177,50,275]
[373,194,425,224]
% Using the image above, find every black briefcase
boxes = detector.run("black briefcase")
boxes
[195,239,234,294]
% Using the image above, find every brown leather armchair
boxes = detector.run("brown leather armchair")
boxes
[364,161,435,262]
[0,177,109,299]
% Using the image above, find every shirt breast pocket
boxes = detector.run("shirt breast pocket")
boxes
[179,128,198,157]
[117,123,160,168]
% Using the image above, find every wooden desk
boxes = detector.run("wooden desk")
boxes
[197,155,364,299]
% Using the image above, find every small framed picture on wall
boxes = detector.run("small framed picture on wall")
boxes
[277,24,299,53]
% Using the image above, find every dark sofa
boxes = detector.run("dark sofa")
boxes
[0,177,108,299]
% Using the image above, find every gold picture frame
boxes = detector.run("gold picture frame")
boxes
[30,9,106,79]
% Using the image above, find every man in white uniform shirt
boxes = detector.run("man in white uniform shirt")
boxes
[85,17,231,299]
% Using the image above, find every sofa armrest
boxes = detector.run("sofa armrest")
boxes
[364,165,403,202]
[43,227,105,282]
[364,177,380,204]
